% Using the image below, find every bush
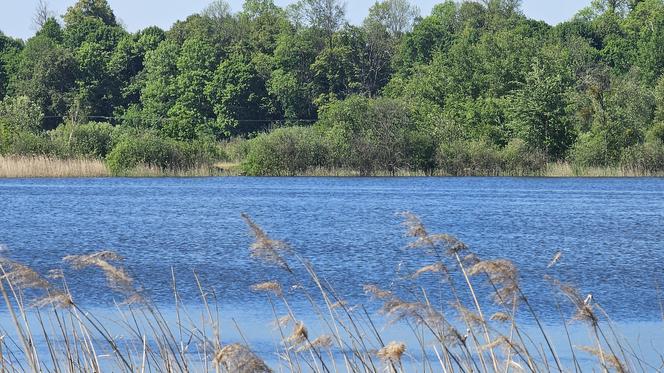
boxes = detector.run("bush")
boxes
[242,126,328,176]
[179,138,225,167]
[221,137,251,163]
[620,140,664,174]
[436,140,504,176]
[570,132,612,167]
[406,130,438,175]
[0,96,44,134]
[0,96,46,154]
[646,122,664,143]
[318,96,416,175]
[106,133,222,175]
[50,122,116,159]
[501,139,547,175]
[5,131,55,156]
[107,134,185,174]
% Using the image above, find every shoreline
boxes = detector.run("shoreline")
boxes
[0,156,662,178]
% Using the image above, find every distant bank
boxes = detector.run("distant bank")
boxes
[1,156,661,178]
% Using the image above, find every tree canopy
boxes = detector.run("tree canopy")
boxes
[1,0,663,173]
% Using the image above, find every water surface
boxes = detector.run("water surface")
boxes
[1,177,663,321]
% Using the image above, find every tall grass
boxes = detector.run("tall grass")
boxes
[0,156,232,178]
[0,156,110,178]
[2,155,662,178]
[0,213,661,372]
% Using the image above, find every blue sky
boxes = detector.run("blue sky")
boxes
[1,0,592,40]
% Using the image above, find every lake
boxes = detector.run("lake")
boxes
[1,177,663,369]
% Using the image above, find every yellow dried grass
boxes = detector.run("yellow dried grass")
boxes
[0,156,109,178]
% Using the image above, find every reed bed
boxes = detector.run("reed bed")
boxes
[0,156,230,178]
[0,156,110,178]
[0,213,661,372]
[3,156,662,178]
[542,162,664,177]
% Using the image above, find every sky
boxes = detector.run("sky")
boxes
[0,0,592,40]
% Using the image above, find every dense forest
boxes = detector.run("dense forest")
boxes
[0,0,663,175]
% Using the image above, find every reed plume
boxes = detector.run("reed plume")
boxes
[400,212,468,255]
[64,251,143,304]
[377,341,406,364]
[213,344,272,373]
[577,345,626,372]
[286,322,308,346]
[411,263,448,279]
[547,251,563,268]
[296,335,333,352]
[251,281,283,297]
[274,314,293,329]
[546,275,598,326]
[0,258,73,308]
[490,312,511,322]
[0,258,51,290]
[241,213,292,272]
[469,259,520,305]
[363,284,393,300]
[455,302,485,327]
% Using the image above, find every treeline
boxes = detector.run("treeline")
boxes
[0,0,663,175]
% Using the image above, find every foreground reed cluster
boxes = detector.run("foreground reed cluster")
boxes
[0,213,659,372]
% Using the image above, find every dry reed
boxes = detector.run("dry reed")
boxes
[0,156,109,178]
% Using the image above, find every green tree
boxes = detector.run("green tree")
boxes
[0,95,44,133]
[165,38,217,140]
[108,27,165,114]
[35,17,63,42]
[268,28,322,120]
[310,29,364,106]
[397,1,458,68]
[508,59,575,159]
[365,0,419,37]
[63,0,117,27]
[623,0,664,83]
[0,95,45,154]
[238,0,291,54]
[11,34,77,130]
[140,39,180,124]
[317,96,420,174]
[571,67,655,164]
[297,0,346,44]
[206,52,274,136]
[655,74,664,123]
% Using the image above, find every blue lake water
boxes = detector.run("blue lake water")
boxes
[1,177,663,321]
[2,177,664,369]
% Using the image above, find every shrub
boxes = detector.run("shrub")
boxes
[50,122,116,159]
[620,140,664,174]
[570,132,612,167]
[319,96,415,175]
[221,137,251,163]
[242,126,328,176]
[107,134,187,174]
[179,138,225,167]
[436,140,504,176]
[0,96,46,154]
[106,133,222,175]
[5,131,55,156]
[646,122,664,143]
[501,139,547,175]
[0,96,44,134]
[406,130,438,175]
